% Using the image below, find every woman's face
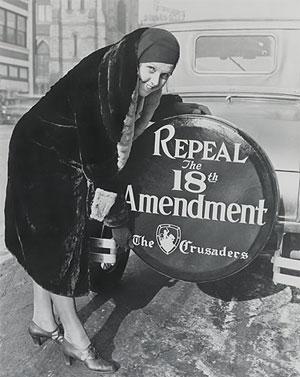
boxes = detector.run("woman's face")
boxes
[138,62,174,97]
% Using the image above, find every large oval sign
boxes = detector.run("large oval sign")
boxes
[121,115,279,282]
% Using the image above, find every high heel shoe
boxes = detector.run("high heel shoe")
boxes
[62,338,117,373]
[28,321,63,346]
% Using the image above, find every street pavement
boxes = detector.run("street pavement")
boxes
[1,253,300,377]
[1,124,300,376]
[0,124,12,263]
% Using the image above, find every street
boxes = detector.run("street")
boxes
[0,124,12,262]
[0,124,300,377]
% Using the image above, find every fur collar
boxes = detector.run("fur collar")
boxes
[116,80,162,171]
[98,28,148,143]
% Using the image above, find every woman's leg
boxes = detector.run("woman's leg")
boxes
[50,292,90,349]
[32,280,89,347]
[32,280,57,331]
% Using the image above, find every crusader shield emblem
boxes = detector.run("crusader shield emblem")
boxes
[156,224,181,255]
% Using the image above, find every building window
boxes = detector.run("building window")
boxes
[0,7,26,47]
[36,41,50,77]
[0,63,28,81]
[17,14,26,45]
[37,5,52,23]
[117,0,126,34]
[35,41,49,94]
[8,65,18,78]
[67,0,72,11]
[0,8,5,41]
[0,63,8,77]
[19,67,28,80]
[6,12,16,44]
[73,33,78,58]
[80,0,85,11]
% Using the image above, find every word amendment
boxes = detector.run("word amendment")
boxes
[125,124,268,226]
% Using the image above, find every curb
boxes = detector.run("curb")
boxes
[0,252,12,264]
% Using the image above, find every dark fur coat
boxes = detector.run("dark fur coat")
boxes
[4,28,181,296]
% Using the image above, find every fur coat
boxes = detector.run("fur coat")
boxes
[4,28,181,296]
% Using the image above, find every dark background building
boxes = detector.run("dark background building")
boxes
[33,0,139,94]
[0,0,185,98]
[0,0,33,98]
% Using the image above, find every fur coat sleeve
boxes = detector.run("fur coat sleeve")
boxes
[67,29,148,194]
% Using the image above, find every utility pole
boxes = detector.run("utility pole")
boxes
[94,0,98,49]
[58,0,63,76]
[32,0,37,94]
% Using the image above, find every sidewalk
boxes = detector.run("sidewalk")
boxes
[0,227,11,264]
[1,252,300,377]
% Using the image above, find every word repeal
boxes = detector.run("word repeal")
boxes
[153,124,248,163]
[126,185,268,226]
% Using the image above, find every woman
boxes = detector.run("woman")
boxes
[5,27,207,373]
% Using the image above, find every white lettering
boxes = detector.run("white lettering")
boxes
[153,124,175,159]
[132,235,154,248]
[139,194,159,214]
[184,171,207,193]
[240,204,256,225]
[132,235,141,246]
[204,200,227,221]
[256,199,268,226]
[179,240,192,254]
[215,142,232,162]
[227,203,241,223]
[126,186,268,226]
[174,139,188,158]
[159,196,173,215]
[173,197,188,217]
[202,141,216,160]
[172,169,183,191]
[233,143,248,163]
[152,125,249,163]
[125,185,137,211]
[187,140,203,159]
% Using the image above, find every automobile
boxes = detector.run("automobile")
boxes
[89,2,300,290]
[156,5,300,287]
[1,95,40,125]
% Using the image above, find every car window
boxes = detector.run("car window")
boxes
[195,35,276,74]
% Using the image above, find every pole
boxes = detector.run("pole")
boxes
[94,0,98,49]
[58,0,63,76]
[32,0,37,94]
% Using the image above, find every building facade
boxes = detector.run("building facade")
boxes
[139,0,185,26]
[0,0,33,98]
[34,0,139,95]
[102,0,139,45]
[34,0,106,94]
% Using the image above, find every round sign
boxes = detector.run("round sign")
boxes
[121,115,279,282]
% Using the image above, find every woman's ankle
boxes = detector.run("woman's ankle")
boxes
[32,316,58,332]
[63,331,91,349]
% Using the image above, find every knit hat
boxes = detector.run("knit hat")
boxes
[137,28,180,65]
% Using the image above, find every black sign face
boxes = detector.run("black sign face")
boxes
[122,115,278,282]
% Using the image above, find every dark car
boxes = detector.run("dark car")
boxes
[158,7,300,286]
[1,95,40,125]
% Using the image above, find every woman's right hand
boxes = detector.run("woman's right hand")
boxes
[112,227,132,249]
[173,102,211,115]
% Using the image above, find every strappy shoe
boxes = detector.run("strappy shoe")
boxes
[28,321,64,346]
[62,338,117,373]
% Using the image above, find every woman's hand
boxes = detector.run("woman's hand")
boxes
[173,102,211,115]
[112,227,132,249]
